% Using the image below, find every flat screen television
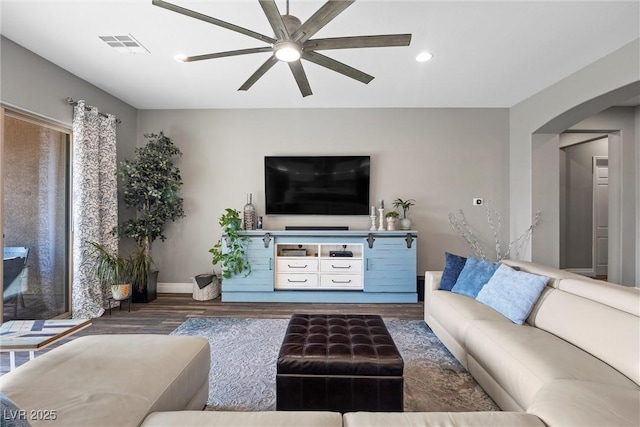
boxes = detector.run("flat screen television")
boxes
[265,156,370,215]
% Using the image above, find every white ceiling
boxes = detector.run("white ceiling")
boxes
[1,0,639,110]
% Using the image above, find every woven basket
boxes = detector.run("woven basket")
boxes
[192,278,220,301]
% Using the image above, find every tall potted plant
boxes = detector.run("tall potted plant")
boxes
[114,131,185,302]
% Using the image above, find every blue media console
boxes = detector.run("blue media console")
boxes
[221,230,418,303]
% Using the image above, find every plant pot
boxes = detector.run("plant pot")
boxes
[111,283,132,301]
[386,217,398,231]
[133,270,159,303]
[399,218,412,230]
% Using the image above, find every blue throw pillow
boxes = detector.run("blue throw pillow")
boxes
[1,393,32,427]
[476,264,549,324]
[439,252,467,291]
[450,256,499,298]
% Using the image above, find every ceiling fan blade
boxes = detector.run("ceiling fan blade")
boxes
[292,0,355,43]
[181,47,273,62]
[302,51,373,84]
[238,55,279,91]
[152,0,275,44]
[288,60,313,97]
[259,0,289,40]
[305,34,412,51]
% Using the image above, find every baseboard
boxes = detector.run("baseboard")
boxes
[158,282,192,294]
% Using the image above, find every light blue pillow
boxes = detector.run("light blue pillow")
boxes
[451,256,499,298]
[476,264,549,324]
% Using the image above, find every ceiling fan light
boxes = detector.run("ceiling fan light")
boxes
[416,52,433,62]
[274,41,301,62]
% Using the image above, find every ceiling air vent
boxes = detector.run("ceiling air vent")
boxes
[99,35,149,54]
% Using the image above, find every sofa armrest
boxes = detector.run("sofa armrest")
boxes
[425,271,443,291]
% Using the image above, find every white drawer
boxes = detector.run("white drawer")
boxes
[276,259,318,273]
[320,259,362,273]
[275,273,319,289]
[320,274,363,289]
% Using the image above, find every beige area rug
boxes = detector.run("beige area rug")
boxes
[171,317,500,412]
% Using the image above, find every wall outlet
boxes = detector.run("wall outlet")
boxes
[473,198,484,206]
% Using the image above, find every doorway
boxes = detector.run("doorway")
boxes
[2,110,71,321]
[559,136,608,278]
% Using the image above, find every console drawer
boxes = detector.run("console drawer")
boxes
[320,274,363,289]
[320,259,362,273]
[275,273,319,289]
[276,259,318,273]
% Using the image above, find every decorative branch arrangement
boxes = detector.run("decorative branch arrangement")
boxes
[448,202,542,261]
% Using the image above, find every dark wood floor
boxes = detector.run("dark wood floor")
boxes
[1,293,424,374]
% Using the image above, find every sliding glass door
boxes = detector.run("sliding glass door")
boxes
[2,110,71,321]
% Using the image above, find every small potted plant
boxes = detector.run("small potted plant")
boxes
[393,198,416,230]
[209,208,251,278]
[385,211,400,231]
[85,242,148,304]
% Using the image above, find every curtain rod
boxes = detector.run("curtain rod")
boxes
[65,97,122,124]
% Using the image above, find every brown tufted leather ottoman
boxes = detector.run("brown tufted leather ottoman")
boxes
[276,314,404,412]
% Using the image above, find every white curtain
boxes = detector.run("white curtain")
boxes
[72,100,118,318]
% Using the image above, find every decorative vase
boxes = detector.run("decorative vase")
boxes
[386,217,398,231]
[111,283,132,301]
[399,218,412,230]
[244,193,256,230]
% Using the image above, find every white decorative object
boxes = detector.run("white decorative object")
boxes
[399,218,412,230]
[377,208,385,231]
[192,276,220,301]
[369,214,377,231]
[387,217,398,231]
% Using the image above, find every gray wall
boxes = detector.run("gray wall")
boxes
[510,39,639,286]
[0,36,139,247]
[137,108,510,284]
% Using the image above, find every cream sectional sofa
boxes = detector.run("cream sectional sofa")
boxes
[422,259,640,427]
[3,261,638,427]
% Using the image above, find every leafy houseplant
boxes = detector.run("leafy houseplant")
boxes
[86,242,149,302]
[114,131,185,302]
[393,198,415,230]
[209,208,251,279]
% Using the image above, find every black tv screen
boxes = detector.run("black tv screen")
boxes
[265,156,370,215]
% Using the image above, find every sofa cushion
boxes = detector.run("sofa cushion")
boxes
[527,380,640,427]
[451,257,499,298]
[141,411,343,427]
[0,335,210,427]
[343,411,546,427]
[465,320,638,410]
[439,252,467,291]
[476,264,549,324]
[531,286,640,386]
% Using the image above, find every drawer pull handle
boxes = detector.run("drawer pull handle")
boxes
[288,264,308,268]
[331,264,351,269]
[287,279,308,283]
[332,279,352,284]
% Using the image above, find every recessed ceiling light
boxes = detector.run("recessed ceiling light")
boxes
[99,34,149,54]
[416,52,433,62]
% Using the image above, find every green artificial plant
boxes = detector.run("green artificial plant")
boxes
[209,208,251,279]
[114,131,185,288]
[393,198,416,219]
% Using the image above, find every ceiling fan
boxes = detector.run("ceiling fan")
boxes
[152,0,412,97]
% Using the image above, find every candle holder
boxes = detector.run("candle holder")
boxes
[369,214,377,231]
[378,208,385,231]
